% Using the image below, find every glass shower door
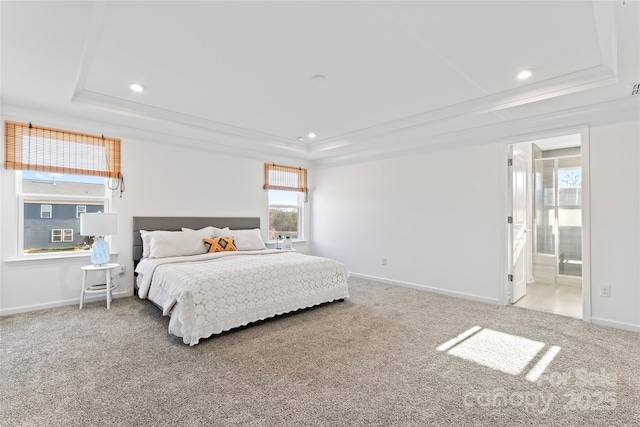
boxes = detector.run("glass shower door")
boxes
[534,156,582,279]
[557,158,582,276]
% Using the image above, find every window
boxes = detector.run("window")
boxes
[264,163,308,241]
[268,190,303,240]
[4,121,119,256]
[51,229,73,243]
[40,204,52,218]
[20,175,106,254]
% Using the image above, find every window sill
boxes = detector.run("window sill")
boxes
[4,252,118,264]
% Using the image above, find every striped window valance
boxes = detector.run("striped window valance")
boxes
[263,163,308,193]
[4,121,121,178]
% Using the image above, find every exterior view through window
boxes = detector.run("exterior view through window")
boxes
[21,171,106,255]
[268,189,302,241]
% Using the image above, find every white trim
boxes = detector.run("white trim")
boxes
[0,290,131,316]
[17,187,111,259]
[6,93,637,165]
[40,204,52,218]
[310,65,615,154]
[71,61,616,159]
[4,252,117,263]
[20,194,107,203]
[349,273,501,305]
[51,228,74,243]
[267,190,305,241]
[590,317,640,333]
[579,126,592,323]
[498,143,509,305]
[312,97,639,168]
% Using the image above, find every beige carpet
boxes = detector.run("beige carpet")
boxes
[1,277,638,426]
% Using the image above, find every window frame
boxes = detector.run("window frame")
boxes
[76,205,87,218]
[40,204,52,218]
[267,190,305,242]
[51,228,73,243]
[51,229,62,242]
[17,172,110,258]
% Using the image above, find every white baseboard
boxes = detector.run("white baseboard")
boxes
[0,290,132,316]
[590,317,640,333]
[349,273,501,305]
[350,274,639,334]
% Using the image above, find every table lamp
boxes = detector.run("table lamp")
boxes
[80,212,117,266]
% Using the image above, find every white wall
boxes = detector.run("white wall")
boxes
[589,120,640,330]
[312,142,504,304]
[312,119,640,331]
[0,107,310,314]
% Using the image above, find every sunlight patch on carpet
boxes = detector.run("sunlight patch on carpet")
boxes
[436,325,482,352]
[437,327,561,378]
[526,345,562,382]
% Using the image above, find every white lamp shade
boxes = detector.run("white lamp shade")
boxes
[80,213,118,236]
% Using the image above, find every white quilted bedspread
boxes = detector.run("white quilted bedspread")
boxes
[135,251,349,345]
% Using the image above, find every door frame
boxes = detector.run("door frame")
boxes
[500,125,591,323]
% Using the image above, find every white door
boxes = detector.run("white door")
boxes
[510,147,528,303]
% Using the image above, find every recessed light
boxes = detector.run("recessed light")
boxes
[307,132,317,139]
[129,83,145,93]
[310,74,326,83]
[517,69,533,80]
[297,136,304,142]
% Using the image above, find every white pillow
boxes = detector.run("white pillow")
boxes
[215,228,265,251]
[139,230,153,258]
[148,230,209,258]
[181,226,226,238]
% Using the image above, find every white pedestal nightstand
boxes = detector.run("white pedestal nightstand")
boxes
[80,263,119,309]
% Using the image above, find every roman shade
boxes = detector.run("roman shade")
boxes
[263,163,308,193]
[4,121,121,178]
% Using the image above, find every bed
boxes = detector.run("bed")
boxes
[133,217,349,345]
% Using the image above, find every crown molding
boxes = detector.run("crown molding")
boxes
[308,65,616,154]
[0,103,313,164]
[70,62,617,163]
[71,89,310,155]
[311,96,639,168]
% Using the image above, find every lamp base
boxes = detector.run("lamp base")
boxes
[91,236,110,266]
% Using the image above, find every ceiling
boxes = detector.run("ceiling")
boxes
[1,1,638,164]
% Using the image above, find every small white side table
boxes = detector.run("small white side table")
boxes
[79,263,119,310]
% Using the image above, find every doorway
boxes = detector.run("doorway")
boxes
[507,130,590,321]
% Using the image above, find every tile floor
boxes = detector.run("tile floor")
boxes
[513,281,582,319]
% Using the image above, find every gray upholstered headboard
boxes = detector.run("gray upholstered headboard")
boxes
[132,217,261,263]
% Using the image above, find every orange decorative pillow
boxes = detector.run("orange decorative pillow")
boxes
[203,237,237,253]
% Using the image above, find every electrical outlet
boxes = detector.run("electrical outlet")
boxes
[381,258,387,266]
[600,285,611,298]
[118,265,126,276]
